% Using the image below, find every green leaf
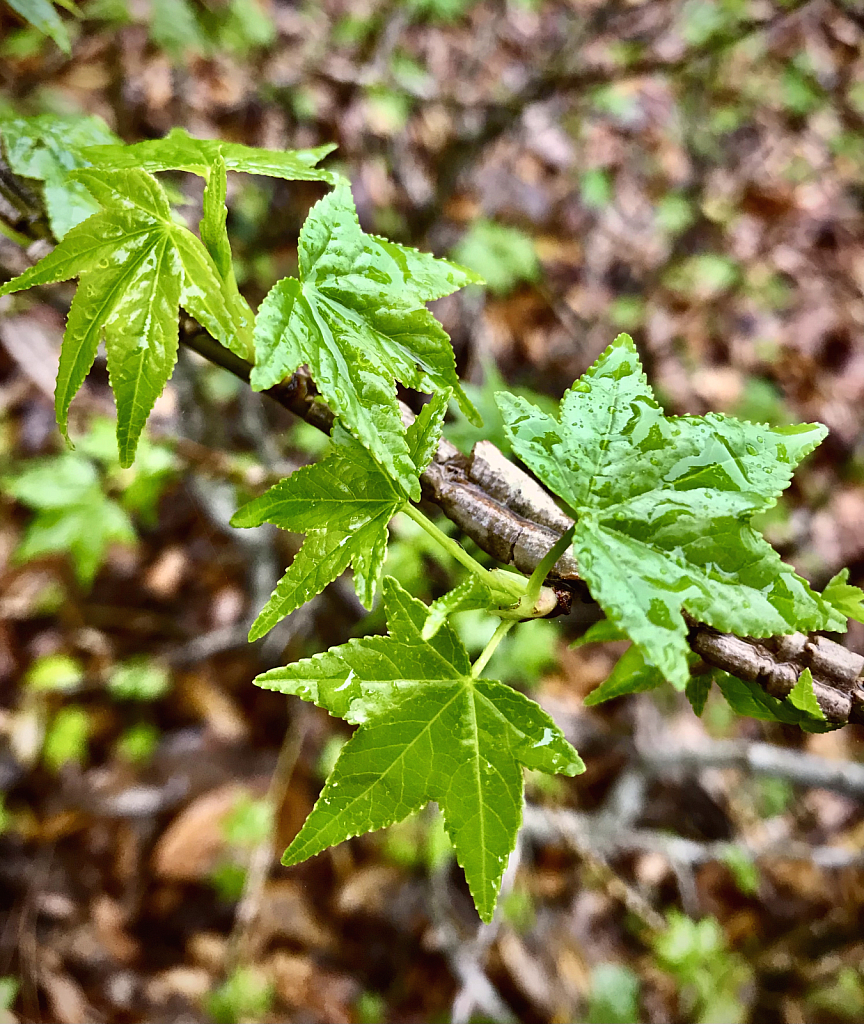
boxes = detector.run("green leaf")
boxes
[199,152,254,359]
[149,0,208,56]
[583,645,665,705]
[787,668,826,721]
[713,670,834,733]
[498,333,834,689]
[5,0,71,51]
[822,568,864,625]
[43,706,89,771]
[423,575,495,640]
[255,578,583,922]
[685,672,712,717]
[108,657,171,700]
[232,396,447,640]
[85,126,336,182]
[586,963,640,1024]
[0,114,119,237]
[570,618,627,648]
[251,180,481,499]
[0,168,237,466]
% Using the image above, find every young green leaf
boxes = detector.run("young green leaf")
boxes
[251,180,481,499]
[713,670,834,733]
[787,668,826,721]
[0,168,238,466]
[84,126,336,182]
[822,568,864,625]
[498,333,835,689]
[199,152,254,358]
[685,672,712,717]
[255,577,583,922]
[570,618,627,648]
[232,394,448,640]
[583,645,665,706]
[0,114,119,237]
[422,575,495,640]
[5,0,71,51]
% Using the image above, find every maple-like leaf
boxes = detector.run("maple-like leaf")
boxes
[232,394,450,640]
[822,568,864,625]
[84,126,336,182]
[250,180,482,500]
[255,577,584,921]
[0,114,119,238]
[0,169,237,467]
[498,334,836,689]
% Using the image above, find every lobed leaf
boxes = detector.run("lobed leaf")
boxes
[499,334,835,689]
[7,454,135,585]
[0,169,237,466]
[84,126,336,182]
[232,394,449,639]
[255,577,583,921]
[685,673,712,717]
[822,568,864,626]
[251,180,481,499]
[0,114,119,237]
[583,645,665,706]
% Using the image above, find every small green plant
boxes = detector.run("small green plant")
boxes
[4,451,135,585]
[451,218,539,295]
[42,705,89,771]
[2,0,74,53]
[108,658,171,701]
[653,911,752,1024]
[1,114,860,924]
[206,966,273,1024]
[586,962,640,1024]
[2,420,174,585]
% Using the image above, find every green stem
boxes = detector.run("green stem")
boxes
[471,619,516,678]
[403,502,503,586]
[0,218,31,248]
[524,525,575,608]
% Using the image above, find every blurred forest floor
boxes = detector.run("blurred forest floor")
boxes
[2,1,864,1022]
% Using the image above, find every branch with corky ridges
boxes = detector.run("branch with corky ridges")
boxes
[179,326,864,727]
[3,213,863,726]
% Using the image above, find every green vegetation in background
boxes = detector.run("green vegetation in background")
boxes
[653,911,752,1024]
[2,421,175,585]
[586,962,641,1024]
[451,218,539,295]
[206,966,273,1024]
[445,356,557,458]
[43,705,89,770]
[108,658,171,701]
[3,0,74,52]
[25,652,84,692]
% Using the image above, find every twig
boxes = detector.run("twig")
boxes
[225,708,308,974]
[639,737,864,801]
[523,805,864,872]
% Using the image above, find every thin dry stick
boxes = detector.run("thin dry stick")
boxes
[225,708,308,973]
